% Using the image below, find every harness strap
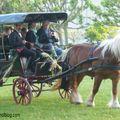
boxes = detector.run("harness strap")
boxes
[89,43,100,58]
[93,64,120,71]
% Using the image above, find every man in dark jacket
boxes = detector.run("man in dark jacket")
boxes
[9,23,36,73]
[37,21,57,58]
[3,27,12,60]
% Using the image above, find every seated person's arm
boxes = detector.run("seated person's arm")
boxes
[9,33,18,48]
[26,31,36,44]
[9,33,24,48]
[25,31,36,48]
[37,29,49,43]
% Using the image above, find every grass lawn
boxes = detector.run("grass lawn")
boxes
[0,76,120,120]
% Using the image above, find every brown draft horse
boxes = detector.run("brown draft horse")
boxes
[62,34,120,108]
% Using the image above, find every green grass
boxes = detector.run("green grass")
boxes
[0,76,120,120]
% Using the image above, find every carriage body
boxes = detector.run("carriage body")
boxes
[0,12,67,78]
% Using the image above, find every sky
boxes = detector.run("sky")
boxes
[93,0,101,5]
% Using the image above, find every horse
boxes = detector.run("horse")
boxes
[57,34,120,108]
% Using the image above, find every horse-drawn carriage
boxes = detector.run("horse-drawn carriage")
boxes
[1,12,120,108]
[0,12,98,105]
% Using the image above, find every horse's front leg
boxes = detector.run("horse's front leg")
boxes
[70,75,83,104]
[87,75,102,107]
[108,78,120,108]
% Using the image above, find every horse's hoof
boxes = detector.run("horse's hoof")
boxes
[86,100,95,107]
[70,92,83,104]
[108,101,120,108]
[70,101,83,105]
[70,98,83,104]
[75,102,81,105]
[70,99,83,104]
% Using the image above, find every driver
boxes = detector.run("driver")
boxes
[9,23,36,74]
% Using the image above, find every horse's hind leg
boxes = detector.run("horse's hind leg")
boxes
[70,75,84,104]
[108,78,120,108]
[87,75,102,107]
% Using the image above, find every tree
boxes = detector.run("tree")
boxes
[85,21,119,42]
[84,0,120,42]
[84,0,120,26]
[0,0,85,45]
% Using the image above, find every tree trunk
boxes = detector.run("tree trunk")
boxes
[64,23,68,45]
[57,28,63,45]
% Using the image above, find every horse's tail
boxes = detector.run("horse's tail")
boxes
[52,48,71,90]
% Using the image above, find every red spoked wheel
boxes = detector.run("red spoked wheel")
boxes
[58,88,71,99]
[13,77,32,105]
[31,83,42,97]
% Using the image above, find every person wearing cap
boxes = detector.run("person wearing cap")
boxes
[37,21,57,58]
[9,23,36,73]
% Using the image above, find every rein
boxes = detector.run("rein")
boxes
[93,64,120,71]
[38,57,98,83]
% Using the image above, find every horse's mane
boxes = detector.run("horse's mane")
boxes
[100,34,120,60]
[57,47,72,61]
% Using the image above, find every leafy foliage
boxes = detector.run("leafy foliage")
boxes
[84,0,120,26]
[85,22,119,42]
[84,0,120,42]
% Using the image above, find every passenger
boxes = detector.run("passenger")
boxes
[49,30,63,57]
[9,23,36,73]
[3,26,12,46]
[26,22,37,45]
[37,21,57,58]
[26,22,43,59]
[21,27,27,40]
[3,27,12,60]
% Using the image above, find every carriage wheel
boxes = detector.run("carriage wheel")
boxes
[58,88,71,99]
[13,77,32,105]
[31,83,42,97]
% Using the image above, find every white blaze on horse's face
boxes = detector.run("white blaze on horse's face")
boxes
[70,90,83,104]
